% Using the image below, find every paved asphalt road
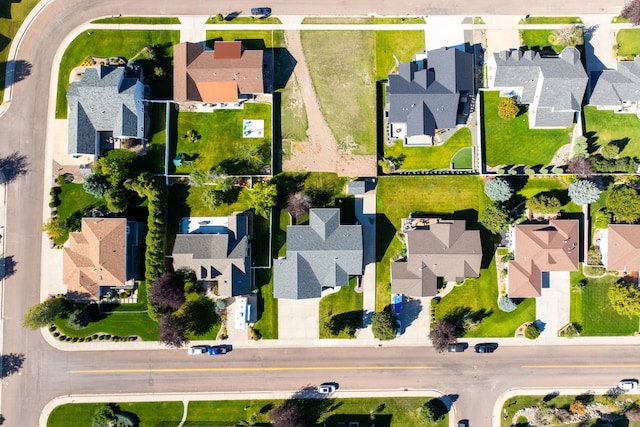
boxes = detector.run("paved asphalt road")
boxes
[0,0,630,426]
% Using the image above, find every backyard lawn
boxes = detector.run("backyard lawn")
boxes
[483,91,572,167]
[514,176,582,214]
[205,30,285,48]
[434,259,536,337]
[583,106,640,158]
[174,103,272,175]
[570,268,639,336]
[140,102,168,174]
[376,175,490,310]
[56,30,180,118]
[301,31,376,155]
[319,278,363,338]
[48,402,184,427]
[384,128,473,171]
[617,28,640,57]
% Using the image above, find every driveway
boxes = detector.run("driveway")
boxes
[277,297,320,340]
[536,271,571,343]
[425,16,469,51]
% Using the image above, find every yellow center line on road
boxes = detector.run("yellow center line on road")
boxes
[523,365,640,369]
[70,366,435,374]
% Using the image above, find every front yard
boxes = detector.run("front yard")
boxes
[583,106,640,159]
[617,28,640,57]
[482,91,573,167]
[319,277,363,338]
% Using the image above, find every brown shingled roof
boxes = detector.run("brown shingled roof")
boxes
[606,224,640,272]
[508,220,579,298]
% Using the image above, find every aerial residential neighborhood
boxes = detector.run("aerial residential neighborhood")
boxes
[3,0,640,426]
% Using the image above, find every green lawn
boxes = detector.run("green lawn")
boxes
[253,269,278,339]
[570,268,639,336]
[583,106,640,158]
[56,182,104,221]
[91,17,181,24]
[139,102,168,174]
[274,208,289,257]
[515,176,582,213]
[519,16,582,24]
[175,103,272,175]
[483,91,572,167]
[617,29,640,57]
[301,31,376,155]
[451,147,473,169]
[0,0,40,100]
[48,402,183,427]
[205,16,283,24]
[56,30,180,118]
[375,30,425,81]
[519,29,568,53]
[384,128,472,171]
[302,17,426,24]
[376,176,490,310]
[319,277,363,338]
[205,30,285,48]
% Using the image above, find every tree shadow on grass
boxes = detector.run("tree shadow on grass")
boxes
[291,385,335,424]
[611,137,630,153]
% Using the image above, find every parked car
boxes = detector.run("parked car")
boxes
[188,345,209,355]
[250,7,271,16]
[396,319,402,337]
[448,343,468,353]
[474,343,498,353]
[208,346,228,355]
[318,382,338,394]
[619,379,638,390]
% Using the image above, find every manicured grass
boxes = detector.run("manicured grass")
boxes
[56,30,180,118]
[274,208,289,258]
[483,91,572,167]
[205,30,285,48]
[280,72,309,145]
[301,31,376,155]
[253,269,278,339]
[91,16,181,24]
[175,103,272,175]
[515,176,582,213]
[519,29,567,53]
[583,106,640,158]
[253,214,271,266]
[384,128,472,170]
[375,30,425,81]
[617,29,640,57]
[184,186,253,217]
[319,277,363,338]
[519,16,582,24]
[302,17,425,24]
[434,258,536,337]
[613,16,631,24]
[570,268,639,336]
[47,402,183,427]
[376,176,489,310]
[205,16,282,24]
[0,0,40,100]
[451,147,473,169]
[140,102,168,174]
[56,182,104,221]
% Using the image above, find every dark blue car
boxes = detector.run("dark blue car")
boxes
[251,7,271,16]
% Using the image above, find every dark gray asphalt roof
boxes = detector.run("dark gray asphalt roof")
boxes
[590,58,640,106]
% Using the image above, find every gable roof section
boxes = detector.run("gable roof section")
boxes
[173,41,263,103]
[63,218,128,300]
[391,219,482,297]
[590,57,640,106]
[273,208,363,299]
[606,224,640,272]
[508,220,579,298]
[387,46,474,138]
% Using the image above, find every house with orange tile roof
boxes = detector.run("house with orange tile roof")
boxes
[173,41,264,104]
[63,218,144,301]
[507,220,579,298]
[602,224,640,273]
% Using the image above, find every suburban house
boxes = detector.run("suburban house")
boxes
[173,41,264,104]
[488,47,588,128]
[601,224,640,273]
[172,213,252,297]
[590,57,640,115]
[273,208,363,299]
[507,220,580,298]
[63,218,144,301]
[386,46,475,145]
[66,64,147,158]
[391,218,482,297]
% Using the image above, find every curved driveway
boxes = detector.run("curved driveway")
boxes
[0,0,630,426]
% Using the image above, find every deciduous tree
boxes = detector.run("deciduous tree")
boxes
[608,280,640,318]
[158,314,188,348]
[429,320,458,353]
[269,400,305,427]
[622,0,640,26]
[497,97,519,120]
[548,25,584,46]
[286,192,313,221]
[148,272,185,313]
[481,203,510,234]
[526,194,561,215]
[23,297,67,330]
[607,185,640,223]
[567,156,595,178]
[249,182,277,218]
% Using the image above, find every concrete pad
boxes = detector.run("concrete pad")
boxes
[536,271,571,343]
[178,16,209,44]
[277,297,319,340]
[395,296,430,345]
[484,29,520,59]
[425,16,465,51]
[581,14,618,72]
[40,240,66,299]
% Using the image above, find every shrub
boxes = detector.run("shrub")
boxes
[526,194,561,215]
[601,143,620,159]
[58,335,66,341]
[525,323,541,340]
[497,97,519,120]
[548,25,583,46]
[498,296,518,312]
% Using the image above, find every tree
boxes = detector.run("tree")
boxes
[568,180,601,205]
[249,182,277,218]
[158,314,188,347]
[601,143,620,159]
[286,192,313,221]
[429,320,458,353]
[421,399,444,423]
[104,187,129,213]
[484,177,514,202]
[93,403,117,425]
[572,136,588,158]
[481,203,510,234]
[181,295,217,335]
[94,149,137,186]
[41,217,68,242]
[23,297,66,330]
[67,307,90,330]
[497,97,519,120]
[608,280,640,318]
[148,272,185,313]
[201,188,226,210]
[83,173,109,198]
[525,323,541,340]
[569,399,587,415]
[607,185,640,223]
[622,0,640,26]
[237,143,264,170]
[190,168,232,190]
[372,306,397,340]
[566,156,595,178]
[548,25,583,46]
[526,194,561,215]
[269,400,305,427]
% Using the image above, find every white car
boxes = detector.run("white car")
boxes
[317,383,338,394]
[188,345,209,355]
[619,379,638,391]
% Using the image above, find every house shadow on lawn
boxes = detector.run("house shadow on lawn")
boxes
[207,37,266,50]
[375,213,396,263]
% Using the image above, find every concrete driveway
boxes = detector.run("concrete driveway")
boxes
[536,271,571,343]
[277,297,320,340]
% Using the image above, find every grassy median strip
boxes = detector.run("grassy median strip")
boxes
[91,17,181,24]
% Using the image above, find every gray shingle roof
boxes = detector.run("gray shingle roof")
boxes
[387,47,474,138]
[67,66,147,155]
[490,47,587,128]
[273,208,363,299]
[590,57,640,106]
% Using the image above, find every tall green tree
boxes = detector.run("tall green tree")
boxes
[526,194,561,215]
[249,182,277,218]
[372,306,397,341]
[484,177,514,202]
[607,185,640,223]
[481,203,510,234]
[568,180,601,205]
[23,297,67,330]
[608,281,640,318]
[94,149,137,187]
